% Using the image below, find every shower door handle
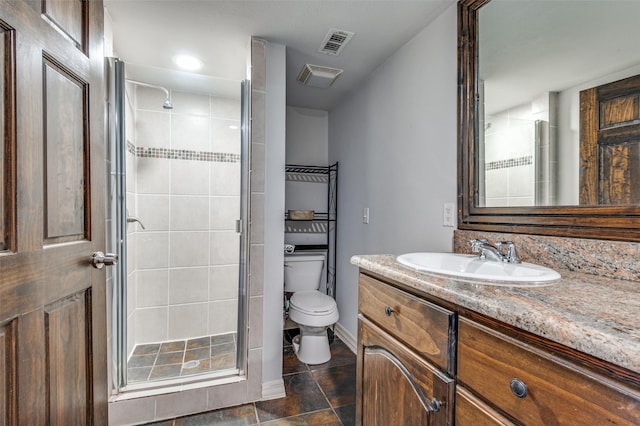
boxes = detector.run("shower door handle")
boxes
[91,251,119,269]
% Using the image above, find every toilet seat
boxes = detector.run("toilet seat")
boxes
[289,291,339,327]
[290,291,336,314]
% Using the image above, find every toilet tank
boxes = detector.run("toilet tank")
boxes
[284,253,325,292]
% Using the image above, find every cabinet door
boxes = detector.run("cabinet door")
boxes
[357,317,454,426]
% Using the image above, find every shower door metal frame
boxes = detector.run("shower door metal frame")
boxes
[107,57,128,391]
[235,79,251,375]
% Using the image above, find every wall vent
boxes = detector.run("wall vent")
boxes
[318,28,355,56]
[297,64,344,88]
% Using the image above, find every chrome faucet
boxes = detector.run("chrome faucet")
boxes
[470,239,503,262]
[470,239,521,263]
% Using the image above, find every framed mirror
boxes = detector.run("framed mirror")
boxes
[458,0,640,241]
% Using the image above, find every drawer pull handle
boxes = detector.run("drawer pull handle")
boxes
[384,306,394,316]
[509,378,528,398]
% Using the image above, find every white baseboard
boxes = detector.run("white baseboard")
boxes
[262,379,286,401]
[334,322,357,354]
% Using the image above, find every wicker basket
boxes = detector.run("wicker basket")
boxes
[288,210,315,220]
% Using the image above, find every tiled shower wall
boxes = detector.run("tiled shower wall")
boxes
[124,83,241,356]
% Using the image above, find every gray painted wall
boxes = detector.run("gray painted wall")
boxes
[328,4,458,338]
[286,107,329,166]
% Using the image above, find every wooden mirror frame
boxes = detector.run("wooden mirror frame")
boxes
[457,0,640,241]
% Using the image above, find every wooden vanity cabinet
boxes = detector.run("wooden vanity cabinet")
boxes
[357,272,640,425]
[356,274,456,425]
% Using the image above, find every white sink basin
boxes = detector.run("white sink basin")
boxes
[396,252,560,285]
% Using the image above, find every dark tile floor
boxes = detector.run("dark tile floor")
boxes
[128,333,237,383]
[144,333,357,425]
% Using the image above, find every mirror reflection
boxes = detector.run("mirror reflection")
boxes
[477,0,640,208]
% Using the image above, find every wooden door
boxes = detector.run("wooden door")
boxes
[580,74,640,205]
[0,0,107,424]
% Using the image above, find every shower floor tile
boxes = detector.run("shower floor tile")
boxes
[127,332,237,384]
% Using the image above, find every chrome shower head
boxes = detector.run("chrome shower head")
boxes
[126,79,173,110]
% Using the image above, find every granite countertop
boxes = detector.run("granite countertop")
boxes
[351,254,640,374]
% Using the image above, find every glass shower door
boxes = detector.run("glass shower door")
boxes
[107,57,249,392]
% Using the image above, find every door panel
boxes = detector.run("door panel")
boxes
[0,19,15,254]
[0,0,106,424]
[43,57,88,243]
[1,320,17,425]
[0,25,4,252]
[580,74,640,205]
[46,291,91,425]
[41,0,85,50]
[599,142,640,204]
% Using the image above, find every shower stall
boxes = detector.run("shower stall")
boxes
[107,58,250,392]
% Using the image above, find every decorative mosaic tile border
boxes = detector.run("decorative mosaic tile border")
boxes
[485,155,533,171]
[126,140,240,163]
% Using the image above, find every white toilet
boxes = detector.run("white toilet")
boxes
[284,252,339,364]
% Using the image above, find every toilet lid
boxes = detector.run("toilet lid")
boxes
[290,291,337,314]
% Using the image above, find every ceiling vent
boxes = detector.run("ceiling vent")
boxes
[297,64,344,88]
[318,28,355,56]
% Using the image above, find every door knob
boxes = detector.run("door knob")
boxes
[92,251,118,269]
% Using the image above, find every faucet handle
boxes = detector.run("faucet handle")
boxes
[500,241,521,264]
[469,238,487,252]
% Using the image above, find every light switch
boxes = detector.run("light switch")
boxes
[443,203,455,227]
[363,207,370,224]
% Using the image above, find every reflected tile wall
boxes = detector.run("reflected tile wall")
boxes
[483,93,558,207]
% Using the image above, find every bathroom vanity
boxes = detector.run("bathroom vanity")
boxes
[352,254,640,425]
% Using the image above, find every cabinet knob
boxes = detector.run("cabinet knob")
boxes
[509,378,528,398]
[384,306,394,316]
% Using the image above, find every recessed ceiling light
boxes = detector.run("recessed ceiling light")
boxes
[173,54,202,71]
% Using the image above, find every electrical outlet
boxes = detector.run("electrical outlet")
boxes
[443,203,455,227]
[363,207,370,224]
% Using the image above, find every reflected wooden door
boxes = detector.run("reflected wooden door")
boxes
[580,74,640,205]
[0,0,107,424]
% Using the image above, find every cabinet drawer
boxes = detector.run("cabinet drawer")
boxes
[358,274,453,372]
[455,386,515,426]
[458,317,640,425]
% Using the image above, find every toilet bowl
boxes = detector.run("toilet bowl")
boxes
[284,252,339,364]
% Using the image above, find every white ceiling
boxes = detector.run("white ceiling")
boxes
[480,1,640,115]
[104,0,454,110]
